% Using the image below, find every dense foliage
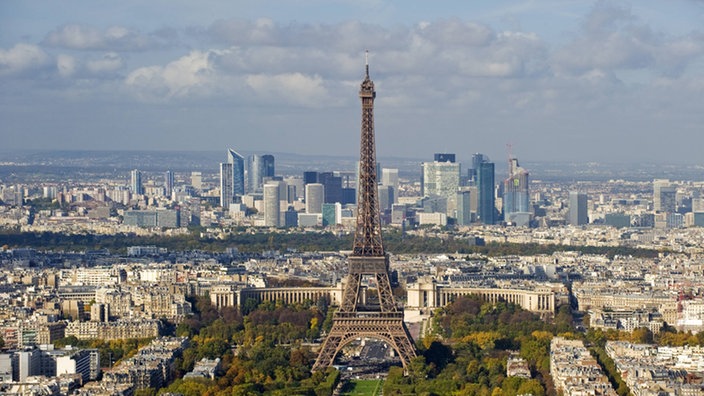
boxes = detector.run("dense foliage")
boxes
[163,294,572,396]
[53,336,154,368]
[380,296,572,396]
[0,228,660,258]
[161,296,337,396]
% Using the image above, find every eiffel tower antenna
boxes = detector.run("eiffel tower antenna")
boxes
[313,52,417,372]
[365,49,369,77]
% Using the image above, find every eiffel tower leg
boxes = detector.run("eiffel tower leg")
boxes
[339,273,361,312]
[376,271,396,312]
[312,324,344,372]
[390,326,417,369]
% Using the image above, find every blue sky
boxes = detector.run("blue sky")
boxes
[1,1,704,163]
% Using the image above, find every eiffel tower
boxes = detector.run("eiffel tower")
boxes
[313,52,417,372]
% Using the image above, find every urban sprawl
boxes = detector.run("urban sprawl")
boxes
[2,151,704,395]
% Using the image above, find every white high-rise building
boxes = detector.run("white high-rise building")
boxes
[220,163,233,209]
[248,154,263,194]
[264,182,281,227]
[305,183,324,214]
[43,186,58,199]
[381,168,399,204]
[421,161,461,216]
[191,172,202,191]
[130,169,143,195]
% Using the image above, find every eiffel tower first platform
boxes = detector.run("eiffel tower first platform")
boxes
[312,53,417,372]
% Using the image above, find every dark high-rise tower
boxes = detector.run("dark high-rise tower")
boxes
[477,159,495,224]
[164,170,174,199]
[313,53,416,372]
[434,153,456,163]
[228,149,245,197]
[469,153,485,183]
[318,172,342,204]
[303,171,318,185]
[262,154,275,178]
[568,191,588,225]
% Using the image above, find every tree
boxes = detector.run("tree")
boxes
[517,379,545,396]
[161,378,215,396]
[424,341,453,373]
[630,327,653,344]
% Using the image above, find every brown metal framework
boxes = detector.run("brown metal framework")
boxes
[313,56,417,372]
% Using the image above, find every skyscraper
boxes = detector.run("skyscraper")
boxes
[164,170,174,199]
[322,202,341,227]
[381,168,399,205]
[220,163,233,209]
[318,172,342,204]
[378,185,394,211]
[247,154,263,194]
[469,153,485,183]
[477,159,495,224]
[305,183,324,214]
[421,160,461,216]
[228,149,245,197]
[263,182,280,227]
[421,161,461,198]
[434,153,456,163]
[130,169,143,195]
[262,154,275,178]
[568,191,588,226]
[303,171,318,185]
[503,157,530,226]
[191,172,202,191]
[653,179,676,213]
[381,168,399,188]
[456,189,472,226]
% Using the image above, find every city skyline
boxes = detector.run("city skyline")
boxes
[1,1,704,163]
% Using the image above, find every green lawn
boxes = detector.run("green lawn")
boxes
[341,379,383,396]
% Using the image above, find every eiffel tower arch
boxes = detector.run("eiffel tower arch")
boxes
[313,52,417,372]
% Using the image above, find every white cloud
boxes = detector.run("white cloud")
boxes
[416,18,493,47]
[44,24,155,51]
[56,54,76,77]
[0,43,50,75]
[125,50,215,100]
[86,53,124,74]
[245,73,332,107]
[552,2,704,77]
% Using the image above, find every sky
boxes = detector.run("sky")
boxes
[1,0,704,164]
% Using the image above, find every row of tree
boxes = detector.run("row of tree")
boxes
[1,228,661,258]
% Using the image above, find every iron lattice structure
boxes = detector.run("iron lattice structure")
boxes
[313,57,417,372]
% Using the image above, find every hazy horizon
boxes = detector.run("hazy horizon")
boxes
[2,1,704,164]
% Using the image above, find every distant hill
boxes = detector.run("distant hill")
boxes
[1,149,703,183]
